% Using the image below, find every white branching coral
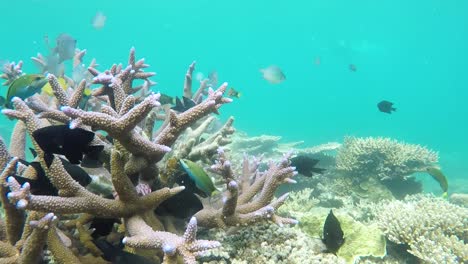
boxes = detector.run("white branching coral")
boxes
[372,195,468,264]
[336,136,439,181]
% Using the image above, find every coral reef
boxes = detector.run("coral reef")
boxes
[450,193,468,207]
[370,195,468,264]
[335,136,438,199]
[278,188,387,264]
[228,132,340,165]
[296,208,386,264]
[0,47,299,263]
[336,136,438,182]
[200,223,335,264]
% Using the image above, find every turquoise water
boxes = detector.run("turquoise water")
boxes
[1,0,467,193]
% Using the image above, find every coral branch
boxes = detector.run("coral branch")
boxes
[123,215,220,264]
[194,149,298,228]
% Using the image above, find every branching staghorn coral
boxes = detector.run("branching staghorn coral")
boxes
[0,47,298,263]
[193,148,298,228]
[1,61,23,86]
[123,216,220,264]
[372,195,468,264]
[0,150,74,264]
[169,116,235,163]
[336,136,438,181]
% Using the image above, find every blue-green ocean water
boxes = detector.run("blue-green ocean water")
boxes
[1,0,467,194]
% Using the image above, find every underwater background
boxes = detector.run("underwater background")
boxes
[1,0,467,195]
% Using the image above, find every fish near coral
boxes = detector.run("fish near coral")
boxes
[291,155,326,177]
[0,74,47,109]
[77,87,93,110]
[93,239,154,264]
[159,93,176,105]
[32,125,103,166]
[227,87,241,98]
[13,156,92,196]
[179,159,219,197]
[426,167,449,198]
[42,76,68,96]
[171,96,196,112]
[260,65,286,84]
[377,100,396,114]
[155,174,204,219]
[54,33,77,63]
[322,209,345,254]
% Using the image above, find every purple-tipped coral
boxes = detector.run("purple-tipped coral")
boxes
[123,216,220,263]
[194,149,298,228]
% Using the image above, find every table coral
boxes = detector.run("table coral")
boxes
[336,136,438,182]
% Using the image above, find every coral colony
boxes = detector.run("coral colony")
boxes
[0,48,298,263]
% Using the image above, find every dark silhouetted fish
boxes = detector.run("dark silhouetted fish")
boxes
[80,144,105,168]
[32,125,103,166]
[377,100,396,114]
[155,173,204,219]
[90,217,120,239]
[89,194,121,239]
[14,156,91,196]
[93,239,154,264]
[322,209,345,254]
[290,155,326,177]
[170,96,196,112]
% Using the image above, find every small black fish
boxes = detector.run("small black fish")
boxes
[13,160,56,196]
[290,155,326,177]
[32,125,103,166]
[14,156,91,196]
[90,217,120,239]
[86,194,120,239]
[170,96,196,112]
[80,144,105,168]
[377,100,396,114]
[93,239,154,264]
[322,209,345,254]
[155,173,204,219]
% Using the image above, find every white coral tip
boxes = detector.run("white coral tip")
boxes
[163,244,176,255]
[17,199,27,209]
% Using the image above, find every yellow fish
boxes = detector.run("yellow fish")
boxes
[426,167,448,198]
[42,77,68,96]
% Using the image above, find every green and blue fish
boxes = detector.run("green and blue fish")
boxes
[179,159,219,197]
[0,74,47,109]
[426,167,449,198]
